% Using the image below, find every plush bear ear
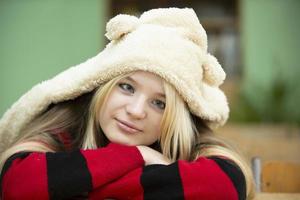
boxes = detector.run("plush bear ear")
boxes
[202,54,226,86]
[105,14,139,41]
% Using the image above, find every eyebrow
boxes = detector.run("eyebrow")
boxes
[125,76,166,98]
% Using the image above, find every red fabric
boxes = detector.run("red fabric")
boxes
[178,157,238,200]
[89,168,144,200]
[1,143,144,200]
[88,157,240,200]
[1,153,49,200]
[56,131,73,151]
[1,142,240,200]
[82,143,144,189]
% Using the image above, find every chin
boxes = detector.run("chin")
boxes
[110,138,139,146]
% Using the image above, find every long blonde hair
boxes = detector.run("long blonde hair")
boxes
[161,81,255,199]
[0,72,254,198]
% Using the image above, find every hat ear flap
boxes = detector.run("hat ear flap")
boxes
[202,54,226,86]
[105,14,139,41]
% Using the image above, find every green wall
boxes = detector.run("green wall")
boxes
[2,0,299,123]
[0,0,108,116]
[240,0,300,122]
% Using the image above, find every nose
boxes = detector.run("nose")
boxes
[125,95,147,119]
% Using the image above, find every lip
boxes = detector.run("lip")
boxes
[115,118,143,133]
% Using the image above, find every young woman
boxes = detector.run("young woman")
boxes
[0,8,255,200]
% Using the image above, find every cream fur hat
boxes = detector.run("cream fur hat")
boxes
[0,8,229,152]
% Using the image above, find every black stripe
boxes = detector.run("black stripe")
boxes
[141,163,184,200]
[210,157,246,200]
[0,152,31,194]
[46,150,92,200]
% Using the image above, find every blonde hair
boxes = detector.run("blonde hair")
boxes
[161,81,255,199]
[0,72,254,199]
[0,92,93,170]
[81,73,129,149]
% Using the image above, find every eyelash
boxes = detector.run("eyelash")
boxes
[118,83,166,110]
[118,83,135,93]
[152,99,166,110]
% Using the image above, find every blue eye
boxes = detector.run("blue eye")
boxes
[118,83,134,93]
[152,99,166,110]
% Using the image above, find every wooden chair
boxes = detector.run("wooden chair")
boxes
[252,158,300,193]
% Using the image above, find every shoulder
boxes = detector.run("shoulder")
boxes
[208,156,246,200]
[1,152,32,175]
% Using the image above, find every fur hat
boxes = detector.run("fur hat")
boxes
[0,8,229,152]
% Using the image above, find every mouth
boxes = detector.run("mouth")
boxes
[115,118,142,133]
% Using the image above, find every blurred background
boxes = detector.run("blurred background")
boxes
[0,0,300,195]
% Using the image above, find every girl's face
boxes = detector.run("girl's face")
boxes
[99,71,166,146]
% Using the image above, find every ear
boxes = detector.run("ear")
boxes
[105,14,139,41]
[202,54,226,86]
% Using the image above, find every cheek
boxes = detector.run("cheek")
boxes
[99,92,121,119]
[98,102,114,131]
[148,113,163,137]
